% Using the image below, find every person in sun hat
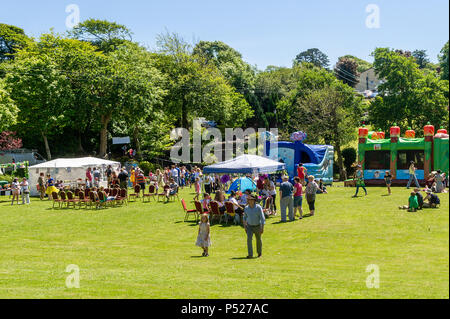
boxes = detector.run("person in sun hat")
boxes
[243,194,265,259]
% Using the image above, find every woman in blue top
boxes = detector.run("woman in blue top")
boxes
[353,165,368,197]
[45,174,58,199]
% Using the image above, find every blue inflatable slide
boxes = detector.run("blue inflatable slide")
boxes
[264,140,334,185]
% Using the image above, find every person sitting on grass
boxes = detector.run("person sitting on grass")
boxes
[196,214,211,257]
[414,188,424,210]
[317,179,328,194]
[399,192,419,212]
[424,190,441,208]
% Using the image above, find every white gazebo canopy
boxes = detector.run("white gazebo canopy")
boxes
[203,154,286,175]
[29,157,120,169]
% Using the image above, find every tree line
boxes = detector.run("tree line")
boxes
[0,20,448,180]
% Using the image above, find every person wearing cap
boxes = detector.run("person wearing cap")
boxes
[406,161,420,189]
[279,175,294,222]
[424,190,440,208]
[243,194,265,258]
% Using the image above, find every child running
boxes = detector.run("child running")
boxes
[196,214,211,257]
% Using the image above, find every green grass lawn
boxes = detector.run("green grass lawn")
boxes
[0,184,448,299]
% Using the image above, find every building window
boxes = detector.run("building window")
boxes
[365,151,390,169]
[397,150,424,170]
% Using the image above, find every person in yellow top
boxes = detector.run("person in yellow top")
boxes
[406,161,420,189]
[130,168,136,187]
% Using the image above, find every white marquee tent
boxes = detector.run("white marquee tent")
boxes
[203,154,286,175]
[28,157,121,196]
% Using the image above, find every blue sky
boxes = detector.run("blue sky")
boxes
[1,0,448,70]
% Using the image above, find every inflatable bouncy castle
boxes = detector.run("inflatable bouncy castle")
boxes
[357,124,449,185]
[264,131,334,185]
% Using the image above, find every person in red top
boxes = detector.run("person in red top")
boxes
[86,167,93,188]
[297,163,307,186]
[293,177,304,219]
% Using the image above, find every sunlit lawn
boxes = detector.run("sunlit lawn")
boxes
[0,183,448,299]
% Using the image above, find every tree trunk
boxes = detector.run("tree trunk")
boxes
[99,114,111,158]
[42,131,52,160]
[133,126,142,161]
[77,131,85,154]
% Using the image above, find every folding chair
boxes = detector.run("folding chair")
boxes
[77,191,90,209]
[97,191,108,209]
[158,185,170,202]
[116,188,128,205]
[209,201,224,225]
[128,184,141,202]
[66,191,79,209]
[89,191,100,209]
[182,199,198,222]
[51,192,63,209]
[225,201,237,225]
[143,184,156,202]
[59,191,69,208]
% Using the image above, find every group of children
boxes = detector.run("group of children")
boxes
[400,188,441,212]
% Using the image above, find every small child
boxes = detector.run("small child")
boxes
[193,178,201,201]
[196,214,211,257]
[201,193,211,212]
[384,171,392,195]
[399,192,419,212]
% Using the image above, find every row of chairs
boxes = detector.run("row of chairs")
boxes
[181,197,274,225]
[129,184,179,202]
[51,189,128,209]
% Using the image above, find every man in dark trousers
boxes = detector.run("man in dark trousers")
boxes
[243,195,265,259]
[118,168,129,189]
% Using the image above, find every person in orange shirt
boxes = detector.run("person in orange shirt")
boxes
[297,163,307,186]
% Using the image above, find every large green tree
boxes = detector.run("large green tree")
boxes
[0,23,30,62]
[412,49,430,69]
[294,48,329,69]
[369,48,449,133]
[0,78,18,131]
[68,19,133,53]
[277,64,364,179]
[2,38,74,160]
[438,41,449,81]
[155,32,253,130]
